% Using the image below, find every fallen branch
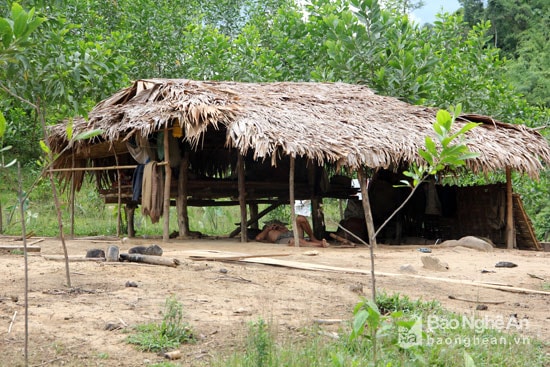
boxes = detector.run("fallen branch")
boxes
[336,224,369,247]
[448,295,505,305]
[42,255,105,262]
[313,319,343,325]
[8,311,17,333]
[214,275,253,283]
[28,238,44,246]
[329,233,358,247]
[119,253,180,267]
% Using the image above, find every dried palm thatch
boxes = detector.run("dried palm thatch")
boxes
[48,79,550,180]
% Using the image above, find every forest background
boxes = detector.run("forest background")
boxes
[0,0,548,241]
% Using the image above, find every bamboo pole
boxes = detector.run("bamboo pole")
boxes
[505,167,515,249]
[237,154,247,243]
[290,156,299,247]
[50,163,167,172]
[162,128,172,242]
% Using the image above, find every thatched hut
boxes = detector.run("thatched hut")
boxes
[48,79,550,248]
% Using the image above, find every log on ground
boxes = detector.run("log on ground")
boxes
[119,253,180,267]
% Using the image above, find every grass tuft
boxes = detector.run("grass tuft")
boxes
[126,295,195,353]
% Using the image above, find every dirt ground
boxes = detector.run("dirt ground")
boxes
[0,235,549,366]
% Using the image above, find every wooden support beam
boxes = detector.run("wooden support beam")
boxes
[249,203,259,229]
[177,151,190,237]
[125,204,136,238]
[290,156,299,247]
[505,167,515,249]
[49,163,167,172]
[69,153,76,239]
[308,160,325,239]
[237,154,247,243]
[162,128,172,242]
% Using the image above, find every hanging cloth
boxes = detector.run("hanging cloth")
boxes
[141,161,164,223]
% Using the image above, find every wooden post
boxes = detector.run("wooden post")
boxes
[358,167,377,248]
[505,166,515,249]
[177,151,190,237]
[249,203,259,229]
[162,128,172,242]
[125,204,136,237]
[113,151,122,237]
[237,154,247,242]
[69,152,75,239]
[290,156,299,247]
[307,160,325,239]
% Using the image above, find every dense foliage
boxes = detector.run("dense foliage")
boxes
[0,0,548,239]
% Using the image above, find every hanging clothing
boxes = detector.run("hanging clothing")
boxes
[141,161,164,223]
[131,164,145,202]
[126,133,155,164]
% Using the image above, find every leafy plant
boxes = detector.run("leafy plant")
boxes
[126,296,195,352]
[244,319,275,367]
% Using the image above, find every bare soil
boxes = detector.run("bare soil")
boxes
[0,236,549,366]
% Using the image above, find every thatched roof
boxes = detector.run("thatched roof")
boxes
[48,79,550,178]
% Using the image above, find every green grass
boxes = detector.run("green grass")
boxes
[0,168,344,237]
[126,296,195,353]
[212,293,549,367]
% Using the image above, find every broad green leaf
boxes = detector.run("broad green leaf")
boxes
[457,152,480,161]
[436,109,452,131]
[418,149,434,166]
[464,350,476,367]
[12,3,27,38]
[0,111,6,137]
[0,18,13,49]
[451,103,462,117]
[3,158,16,168]
[73,128,104,141]
[351,309,368,339]
[424,136,437,155]
[39,140,50,154]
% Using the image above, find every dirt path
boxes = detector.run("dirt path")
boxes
[1,236,549,366]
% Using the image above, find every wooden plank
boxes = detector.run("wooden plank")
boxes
[230,257,550,295]
[189,253,290,261]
